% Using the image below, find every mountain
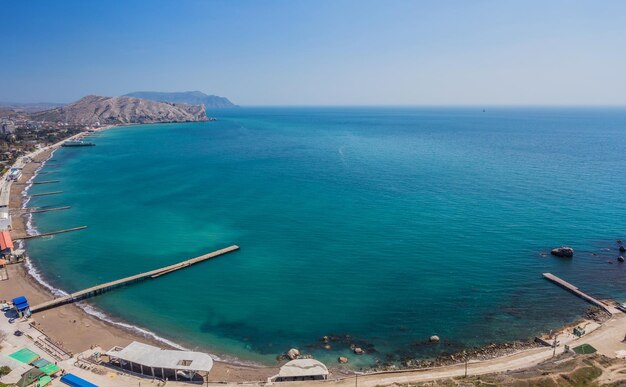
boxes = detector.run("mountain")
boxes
[124,91,237,108]
[30,95,208,125]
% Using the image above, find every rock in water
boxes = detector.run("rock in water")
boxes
[429,335,440,343]
[619,246,626,253]
[286,348,300,360]
[338,356,349,364]
[353,347,364,355]
[618,256,625,263]
[550,247,574,258]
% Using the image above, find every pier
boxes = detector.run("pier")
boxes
[14,226,87,240]
[31,191,63,197]
[542,273,618,315]
[30,245,239,313]
[38,171,60,175]
[11,206,71,214]
[32,180,61,185]
[15,180,60,185]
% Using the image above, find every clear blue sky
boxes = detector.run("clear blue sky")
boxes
[2,0,625,105]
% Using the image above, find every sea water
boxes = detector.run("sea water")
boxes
[25,107,626,366]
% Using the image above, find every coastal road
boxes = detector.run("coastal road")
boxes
[314,313,626,386]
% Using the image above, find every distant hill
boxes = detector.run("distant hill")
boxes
[124,91,237,108]
[0,102,65,112]
[30,95,208,125]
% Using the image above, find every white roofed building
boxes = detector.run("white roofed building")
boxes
[106,341,213,383]
[269,359,329,382]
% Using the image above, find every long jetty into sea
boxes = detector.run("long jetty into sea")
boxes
[30,245,240,313]
[13,226,87,240]
[12,206,71,214]
[542,273,618,315]
[31,191,63,197]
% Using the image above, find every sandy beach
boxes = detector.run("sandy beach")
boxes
[0,132,278,383]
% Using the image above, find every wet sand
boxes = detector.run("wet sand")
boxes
[0,140,278,383]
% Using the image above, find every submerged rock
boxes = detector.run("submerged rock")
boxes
[619,246,626,253]
[551,247,574,258]
[618,256,625,263]
[338,356,349,364]
[429,335,440,343]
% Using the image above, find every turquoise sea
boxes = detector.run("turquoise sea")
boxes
[25,107,626,367]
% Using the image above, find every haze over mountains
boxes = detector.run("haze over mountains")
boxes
[30,95,208,125]
[124,91,237,108]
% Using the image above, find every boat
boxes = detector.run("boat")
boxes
[62,141,95,147]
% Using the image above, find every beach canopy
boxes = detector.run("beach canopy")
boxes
[9,348,40,364]
[16,368,45,387]
[0,230,14,250]
[60,373,99,387]
[275,359,329,381]
[38,363,61,375]
[37,375,53,386]
[32,358,51,368]
[12,296,30,312]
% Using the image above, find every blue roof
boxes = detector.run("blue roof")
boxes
[60,373,98,387]
[12,296,29,311]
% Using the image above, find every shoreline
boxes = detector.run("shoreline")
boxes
[1,123,624,385]
[0,127,278,382]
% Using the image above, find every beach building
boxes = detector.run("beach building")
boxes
[12,295,31,317]
[0,209,11,231]
[269,359,329,382]
[8,167,21,181]
[105,341,213,383]
[0,230,14,256]
[59,373,98,387]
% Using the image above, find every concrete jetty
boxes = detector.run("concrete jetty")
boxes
[14,226,87,240]
[30,245,240,313]
[542,273,618,314]
[16,180,60,185]
[31,191,63,197]
[10,206,71,214]
[32,180,61,185]
[27,206,71,214]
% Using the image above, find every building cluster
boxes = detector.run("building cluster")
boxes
[0,115,87,173]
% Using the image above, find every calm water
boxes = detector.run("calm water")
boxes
[26,107,626,366]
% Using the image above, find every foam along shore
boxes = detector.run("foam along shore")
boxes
[0,126,279,383]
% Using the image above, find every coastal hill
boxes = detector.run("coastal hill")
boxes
[30,95,208,125]
[124,91,237,108]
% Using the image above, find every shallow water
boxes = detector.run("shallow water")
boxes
[25,107,626,366]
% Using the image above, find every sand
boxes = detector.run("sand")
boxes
[0,135,278,383]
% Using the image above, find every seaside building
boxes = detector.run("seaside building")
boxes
[0,210,10,232]
[11,295,31,317]
[269,359,329,382]
[105,341,213,383]
[0,230,14,256]
[7,167,21,181]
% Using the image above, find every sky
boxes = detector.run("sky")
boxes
[1,0,626,106]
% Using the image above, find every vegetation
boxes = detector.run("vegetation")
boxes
[0,365,10,376]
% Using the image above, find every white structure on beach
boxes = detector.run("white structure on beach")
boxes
[269,359,329,382]
[106,341,213,382]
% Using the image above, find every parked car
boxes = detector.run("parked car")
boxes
[14,330,23,336]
